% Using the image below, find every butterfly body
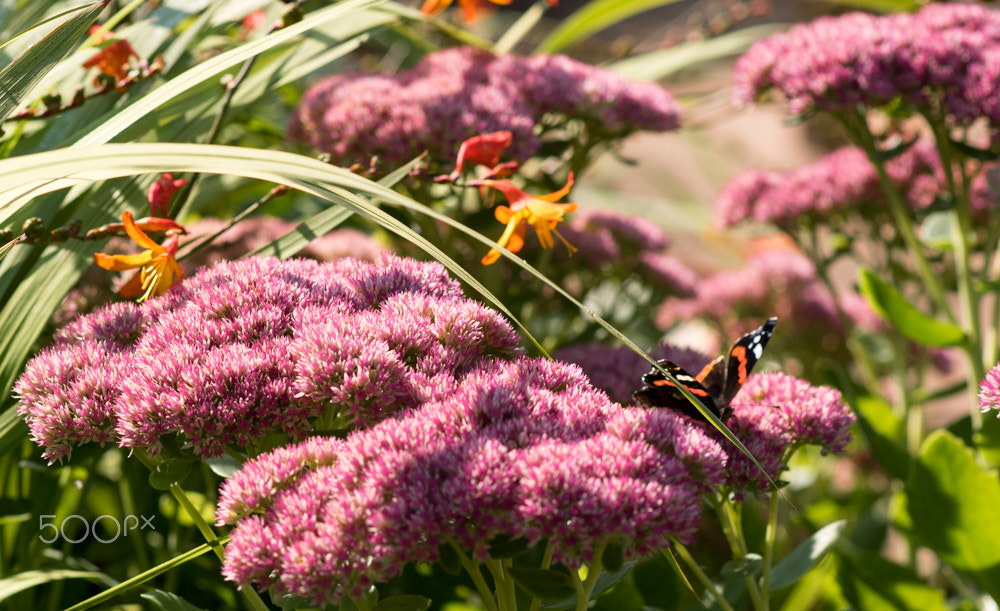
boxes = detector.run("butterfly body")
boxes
[632,318,777,422]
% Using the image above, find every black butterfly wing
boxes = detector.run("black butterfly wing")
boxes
[721,317,777,406]
[632,359,723,422]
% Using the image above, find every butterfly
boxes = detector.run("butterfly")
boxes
[632,317,777,422]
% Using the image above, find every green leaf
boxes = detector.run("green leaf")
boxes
[836,548,947,611]
[610,24,782,82]
[148,458,195,491]
[0,570,117,602]
[857,268,966,346]
[876,138,918,162]
[601,540,625,573]
[769,520,846,591]
[949,138,1000,162]
[508,567,577,602]
[142,590,207,611]
[487,534,533,559]
[437,543,462,576]
[721,554,762,579]
[0,1,108,124]
[372,595,433,611]
[902,430,1000,599]
[543,561,638,609]
[205,454,243,479]
[919,212,955,251]
[534,0,683,54]
[850,394,909,480]
[0,404,28,458]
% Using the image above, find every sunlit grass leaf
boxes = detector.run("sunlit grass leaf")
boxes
[0,405,28,462]
[821,0,921,10]
[858,268,966,347]
[534,0,683,54]
[0,570,117,602]
[610,24,782,82]
[0,1,108,124]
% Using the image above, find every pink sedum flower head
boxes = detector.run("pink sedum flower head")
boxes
[717,373,854,495]
[15,254,522,463]
[218,357,727,607]
[289,47,680,171]
[979,363,1000,415]
[715,142,996,230]
[732,4,1000,125]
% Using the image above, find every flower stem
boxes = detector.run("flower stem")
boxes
[450,543,500,611]
[576,545,606,611]
[760,492,781,609]
[670,541,735,611]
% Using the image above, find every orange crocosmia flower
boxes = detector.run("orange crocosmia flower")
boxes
[421,0,512,22]
[146,173,187,218]
[480,173,578,265]
[83,37,139,83]
[94,211,185,302]
[453,131,512,175]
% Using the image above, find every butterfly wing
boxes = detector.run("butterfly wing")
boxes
[632,359,723,421]
[721,317,777,406]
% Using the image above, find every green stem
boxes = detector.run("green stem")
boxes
[925,114,986,431]
[670,541,735,611]
[760,491,781,609]
[714,495,766,610]
[450,543,499,611]
[837,111,954,322]
[575,544,606,611]
[484,558,518,611]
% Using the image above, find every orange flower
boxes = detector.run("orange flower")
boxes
[94,211,185,302]
[423,0,558,21]
[146,173,187,218]
[83,34,139,83]
[479,173,578,265]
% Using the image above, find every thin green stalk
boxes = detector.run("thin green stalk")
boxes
[670,540,735,611]
[450,542,500,611]
[925,114,986,429]
[714,495,766,610]
[760,490,781,609]
[837,111,954,322]
[484,558,517,611]
[575,544,606,611]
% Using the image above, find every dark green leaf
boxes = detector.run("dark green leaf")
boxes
[542,561,636,609]
[877,138,918,162]
[437,543,462,576]
[0,1,108,124]
[948,138,1000,162]
[488,535,533,559]
[836,548,946,611]
[601,541,625,573]
[509,567,577,602]
[721,554,762,579]
[372,595,432,611]
[769,520,846,590]
[902,431,1000,599]
[858,268,966,346]
[142,590,207,611]
[148,458,195,491]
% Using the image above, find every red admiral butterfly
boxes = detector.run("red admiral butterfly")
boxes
[632,318,777,422]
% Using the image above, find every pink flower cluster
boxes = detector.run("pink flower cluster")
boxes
[217,358,726,606]
[723,373,854,494]
[979,363,1000,415]
[15,255,522,463]
[289,47,681,169]
[715,141,996,229]
[656,248,851,337]
[732,4,1000,124]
